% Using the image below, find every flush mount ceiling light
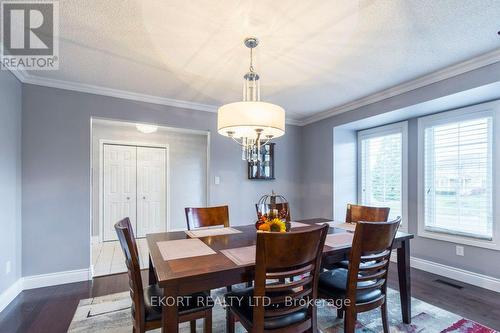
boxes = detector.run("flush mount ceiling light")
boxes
[217,37,285,162]
[136,123,158,134]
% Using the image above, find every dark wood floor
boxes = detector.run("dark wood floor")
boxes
[1,265,499,332]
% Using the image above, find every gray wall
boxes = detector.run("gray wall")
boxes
[302,62,500,278]
[92,121,209,234]
[22,84,303,276]
[333,127,357,221]
[0,71,22,294]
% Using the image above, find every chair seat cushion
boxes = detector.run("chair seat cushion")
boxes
[319,268,382,304]
[133,284,213,322]
[224,287,308,330]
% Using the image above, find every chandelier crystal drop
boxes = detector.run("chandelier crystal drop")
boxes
[217,37,285,162]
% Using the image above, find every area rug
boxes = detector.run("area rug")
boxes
[67,286,497,332]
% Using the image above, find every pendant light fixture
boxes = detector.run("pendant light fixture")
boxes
[217,37,285,162]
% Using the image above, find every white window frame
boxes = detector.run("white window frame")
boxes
[357,121,408,231]
[417,101,500,250]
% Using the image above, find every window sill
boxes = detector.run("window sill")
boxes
[417,228,500,251]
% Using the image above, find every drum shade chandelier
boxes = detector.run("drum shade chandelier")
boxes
[217,37,285,162]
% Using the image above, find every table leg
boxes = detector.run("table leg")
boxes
[162,285,179,333]
[397,239,411,324]
[149,255,157,285]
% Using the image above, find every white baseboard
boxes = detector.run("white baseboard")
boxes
[390,253,500,293]
[0,279,23,313]
[22,268,91,290]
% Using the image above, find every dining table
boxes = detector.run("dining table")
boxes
[146,218,414,333]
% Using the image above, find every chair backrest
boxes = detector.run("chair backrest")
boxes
[114,218,145,321]
[345,203,390,223]
[184,205,229,230]
[346,218,401,311]
[253,224,329,330]
[255,202,291,221]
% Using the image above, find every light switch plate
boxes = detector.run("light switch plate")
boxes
[214,176,220,185]
[456,245,464,256]
[5,261,11,274]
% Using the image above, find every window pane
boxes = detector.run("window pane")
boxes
[360,132,402,220]
[424,117,493,240]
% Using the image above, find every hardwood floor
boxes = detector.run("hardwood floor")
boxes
[1,265,499,332]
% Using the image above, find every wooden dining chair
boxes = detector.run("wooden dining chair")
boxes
[185,205,230,230]
[327,204,392,271]
[345,204,390,224]
[185,205,246,291]
[318,218,401,333]
[114,218,214,333]
[225,224,329,333]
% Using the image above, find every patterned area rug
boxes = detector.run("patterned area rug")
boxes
[68,287,497,332]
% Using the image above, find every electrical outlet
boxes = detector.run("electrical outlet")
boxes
[456,245,464,256]
[5,261,11,274]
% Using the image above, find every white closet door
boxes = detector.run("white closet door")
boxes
[103,144,137,241]
[136,146,166,237]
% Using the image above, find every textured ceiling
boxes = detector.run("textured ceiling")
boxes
[25,0,500,120]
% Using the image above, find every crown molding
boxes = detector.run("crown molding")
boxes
[8,68,28,82]
[284,117,301,126]
[16,72,303,125]
[298,48,500,126]
[11,48,500,127]
[21,74,219,113]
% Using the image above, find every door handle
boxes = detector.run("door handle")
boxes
[143,196,146,200]
[126,197,130,200]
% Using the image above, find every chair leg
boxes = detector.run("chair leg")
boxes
[226,285,232,292]
[135,321,145,333]
[381,301,390,333]
[246,281,252,288]
[190,320,196,333]
[204,309,212,333]
[337,308,344,319]
[226,307,235,333]
[344,308,357,333]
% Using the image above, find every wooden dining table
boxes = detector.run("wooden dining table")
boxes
[146,218,414,333]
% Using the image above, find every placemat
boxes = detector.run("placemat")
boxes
[324,233,354,249]
[157,238,216,261]
[290,221,309,228]
[317,221,356,232]
[220,245,256,266]
[185,227,242,238]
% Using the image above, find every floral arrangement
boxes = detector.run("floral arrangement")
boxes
[255,216,287,232]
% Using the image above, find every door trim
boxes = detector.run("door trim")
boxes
[98,139,170,242]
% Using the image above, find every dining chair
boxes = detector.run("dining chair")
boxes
[115,217,214,333]
[185,205,246,291]
[225,224,329,333]
[185,205,230,230]
[318,218,401,333]
[345,203,390,224]
[329,204,392,270]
